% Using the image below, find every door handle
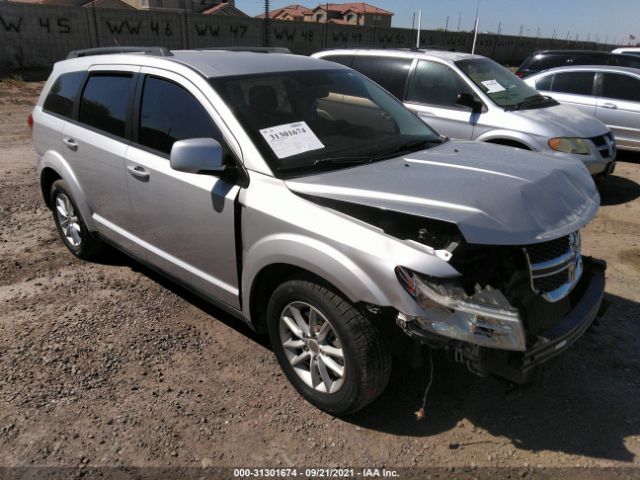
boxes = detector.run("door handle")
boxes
[602,103,618,110]
[63,137,78,151]
[127,165,150,181]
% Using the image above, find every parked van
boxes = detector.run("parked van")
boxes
[314,49,616,176]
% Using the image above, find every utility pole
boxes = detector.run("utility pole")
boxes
[457,11,461,32]
[519,25,523,37]
[471,0,482,54]
[416,10,422,48]
[445,15,449,32]
[536,27,540,39]
[264,0,270,47]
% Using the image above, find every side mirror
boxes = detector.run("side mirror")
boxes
[170,138,225,175]
[456,93,483,113]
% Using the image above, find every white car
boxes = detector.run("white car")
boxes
[612,47,640,57]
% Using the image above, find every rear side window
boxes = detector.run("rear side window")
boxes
[138,76,222,155]
[351,56,412,99]
[600,73,640,102]
[535,75,553,91]
[550,72,595,95]
[321,55,354,68]
[43,71,85,118]
[407,60,474,108]
[569,53,608,66]
[79,73,134,138]
[611,55,640,69]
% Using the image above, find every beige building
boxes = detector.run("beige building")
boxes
[258,3,393,27]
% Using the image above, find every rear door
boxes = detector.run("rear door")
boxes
[545,71,597,116]
[61,66,139,232]
[124,69,242,308]
[404,60,479,140]
[596,72,640,150]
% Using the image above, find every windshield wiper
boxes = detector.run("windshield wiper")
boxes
[506,95,557,111]
[312,156,372,167]
[372,138,442,160]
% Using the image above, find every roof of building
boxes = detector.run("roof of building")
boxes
[256,4,308,19]
[202,3,248,15]
[303,3,392,16]
[82,0,135,9]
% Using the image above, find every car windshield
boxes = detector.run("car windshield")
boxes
[456,58,545,109]
[210,69,440,177]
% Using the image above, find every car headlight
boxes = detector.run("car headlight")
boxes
[548,137,590,155]
[395,266,526,351]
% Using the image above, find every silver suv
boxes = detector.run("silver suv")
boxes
[33,49,606,415]
[313,49,616,177]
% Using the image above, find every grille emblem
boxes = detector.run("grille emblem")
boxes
[567,261,576,282]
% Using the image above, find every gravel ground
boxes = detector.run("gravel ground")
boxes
[0,80,639,480]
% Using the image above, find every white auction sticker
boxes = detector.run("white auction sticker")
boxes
[481,79,506,93]
[259,121,325,159]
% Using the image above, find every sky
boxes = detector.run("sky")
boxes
[236,0,640,45]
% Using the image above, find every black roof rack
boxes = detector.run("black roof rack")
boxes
[194,46,292,54]
[66,46,173,59]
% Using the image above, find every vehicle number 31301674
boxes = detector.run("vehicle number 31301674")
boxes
[267,126,308,141]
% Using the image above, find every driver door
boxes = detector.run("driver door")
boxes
[404,60,479,140]
[124,69,242,308]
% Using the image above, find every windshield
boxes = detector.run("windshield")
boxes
[456,58,543,109]
[210,69,440,177]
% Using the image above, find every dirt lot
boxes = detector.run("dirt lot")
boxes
[1,80,639,479]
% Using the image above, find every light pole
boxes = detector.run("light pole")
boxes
[471,0,483,54]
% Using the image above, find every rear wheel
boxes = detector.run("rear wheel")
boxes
[266,279,391,415]
[50,180,103,259]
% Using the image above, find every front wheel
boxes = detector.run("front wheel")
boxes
[266,279,391,415]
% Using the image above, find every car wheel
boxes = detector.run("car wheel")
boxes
[50,179,102,259]
[267,279,391,415]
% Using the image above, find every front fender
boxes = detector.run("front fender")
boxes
[475,129,541,151]
[39,150,95,231]
[242,233,392,322]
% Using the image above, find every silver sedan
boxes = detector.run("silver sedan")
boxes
[525,65,640,152]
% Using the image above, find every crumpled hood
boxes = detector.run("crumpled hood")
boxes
[285,141,600,245]
[511,103,607,138]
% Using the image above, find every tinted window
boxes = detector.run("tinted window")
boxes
[322,55,354,67]
[601,73,640,102]
[139,76,221,155]
[551,72,595,95]
[351,56,412,99]
[529,54,566,71]
[535,75,553,91]
[408,60,474,108]
[43,71,85,118]
[611,55,640,69]
[79,74,133,138]
[569,53,609,65]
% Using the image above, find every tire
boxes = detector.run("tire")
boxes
[266,279,391,415]
[49,179,102,259]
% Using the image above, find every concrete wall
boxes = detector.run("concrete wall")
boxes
[0,2,616,71]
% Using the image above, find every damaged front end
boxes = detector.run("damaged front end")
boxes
[394,232,607,383]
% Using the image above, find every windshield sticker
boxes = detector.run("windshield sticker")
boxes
[259,121,325,159]
[481,79,506,93]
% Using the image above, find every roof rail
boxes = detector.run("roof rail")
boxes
[66,46,173,59]
[194,46,292,54]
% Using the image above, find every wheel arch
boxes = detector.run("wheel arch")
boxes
[38,151,95,230]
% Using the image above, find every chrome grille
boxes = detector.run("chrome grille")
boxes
[524,232,582,303]
[590,132,616,159]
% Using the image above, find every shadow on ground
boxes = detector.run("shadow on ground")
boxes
[346,292,640,461]
[108,241,640,462]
